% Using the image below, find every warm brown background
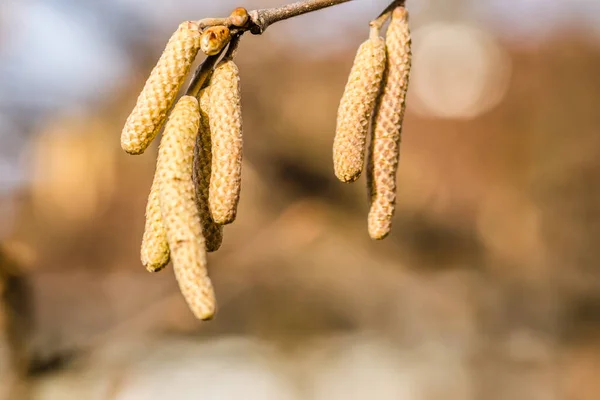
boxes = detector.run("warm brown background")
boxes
[0,0,599,398]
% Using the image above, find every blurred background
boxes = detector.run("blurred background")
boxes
[0,0,599,398]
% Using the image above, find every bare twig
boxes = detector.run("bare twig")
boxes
[185,33,244,97]
[198,18,229,30]
[370,0,404,30]
[186,0,403,97]
[222,34,243,61]
[185,54,221,97]
[248,0,354,34]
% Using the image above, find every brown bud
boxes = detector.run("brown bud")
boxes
[121,21,201,155]
[193,87,224,252]
[208,60,243,225]
[141,174,170,272]
[333,29,387,183]
[229,7,249,27]
[200,26,231,56]
[158,95,216,320]
[367,6,412,240]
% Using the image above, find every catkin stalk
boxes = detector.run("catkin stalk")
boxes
[121,21,202,155]
[208,59,243,225]
[334,27,387,183]
[194,87,224,252]
[159,95,216,320]
[367,7,412,240]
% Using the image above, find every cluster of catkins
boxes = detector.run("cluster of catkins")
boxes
[334,5,412,240]
[120,5,412,320]
[120,9,249,320]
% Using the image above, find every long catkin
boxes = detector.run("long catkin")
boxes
[193,87,224,252]
[121,21,202,155]
[208,60,243,225]
[158,95,216,320]
[367,7,412,240]
[141,173,170,272]
[333,28,387,183]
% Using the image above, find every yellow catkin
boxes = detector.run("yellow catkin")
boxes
[159,95,216,320]
[367,7,412,240]
[333,28,387,183]
[208,59,243,225]
[141,175,170,272]
[193,87,224,252]
[121,21,202,155]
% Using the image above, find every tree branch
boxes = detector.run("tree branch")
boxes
[185,54,220,97]
[371,0,404,30]
[187,0,404,97]
[248,0,354,34]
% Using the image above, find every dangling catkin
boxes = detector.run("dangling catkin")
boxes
[159,95,216,320]
[333,27,387,183]
[141,175,170,272]
[367,6,412,240]
[121,21,202,155]
[208,59,243,225]
[193,87,224,252]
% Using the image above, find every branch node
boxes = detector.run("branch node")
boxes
[247,10,265,35]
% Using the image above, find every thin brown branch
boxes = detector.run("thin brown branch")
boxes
[248,0,354,34]
[186,0,403,96]
[370,0,404,30]
[222,34,242,61]
[185,54,221,97]
[198,17,229,30]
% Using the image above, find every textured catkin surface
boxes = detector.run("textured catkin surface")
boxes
[367,7,412,240]
[334,33,387,183]
[194,87,224,252]
[208,60,243,225]
[121,21,202,155]
[141,175,170,272]
[158,95,216,320]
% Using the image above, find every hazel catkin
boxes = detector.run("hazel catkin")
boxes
[121,21,202,155]
[208,59,243,225]
[333,28,387,183]
[158,95,216,320]
[141,175,170,272]
[193,87,224,252]
[367,6,412,240]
